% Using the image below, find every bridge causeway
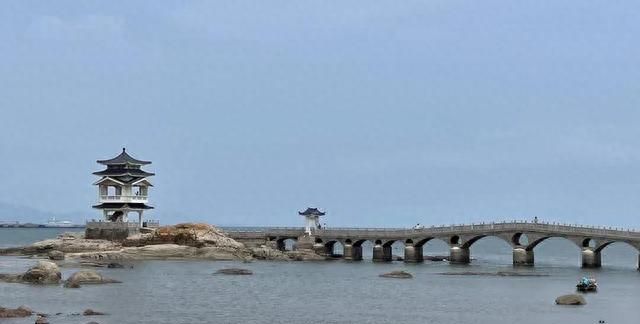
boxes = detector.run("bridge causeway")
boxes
[225,221,640,269]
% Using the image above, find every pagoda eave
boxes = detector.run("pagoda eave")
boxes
[92,203,154,210]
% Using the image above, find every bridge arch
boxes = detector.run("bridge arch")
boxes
[512,233,529,246]
[461,235,512,249]
[595,240,640,253]
[525,236,582,251]
[276,237,298,251]
[582,238,596,248]
[323,239,344,257]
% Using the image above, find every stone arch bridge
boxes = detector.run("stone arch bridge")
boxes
[226,221,640,269]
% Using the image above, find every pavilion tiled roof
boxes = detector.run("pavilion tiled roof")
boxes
[298,207,325,216]
[92,203,154,210]
[97,148,152,166]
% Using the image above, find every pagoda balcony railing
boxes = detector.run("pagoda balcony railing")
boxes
[100,195,148,202]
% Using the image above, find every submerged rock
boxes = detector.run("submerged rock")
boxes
[66,270,121,285]
[83,309,106,316]
[0,306,33,318]
[215,268,253,275]
[555,294,587,305]
[48,250,64,260]
[379,271,413,279]
[438,271,548,277]
[424,255,448,261]
[63,281,81,288]
[35,315,49,324]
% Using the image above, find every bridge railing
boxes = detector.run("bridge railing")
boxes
[223,221,640,239]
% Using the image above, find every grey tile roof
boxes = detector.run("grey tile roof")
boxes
[97,148,151,166]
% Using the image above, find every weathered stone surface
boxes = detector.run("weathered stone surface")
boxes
[0,234,121,256]
[0,306,33,318]
[48,250,64,260]
[0,261,63,284]
[71,244,251,261]
[250,246,290,261]
[555,294,587,305]
[125,223,244,249]
[66,270,121,285]
[83,309,106,316]
[379,271,413,279]
[285,249,325,261]
[215,268,253,275]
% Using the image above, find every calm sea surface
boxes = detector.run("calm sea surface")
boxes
[1,228,639,324]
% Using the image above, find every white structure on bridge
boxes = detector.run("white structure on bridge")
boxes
[299,207,325,235]
[92,148,154,226]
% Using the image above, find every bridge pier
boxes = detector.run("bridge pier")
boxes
[404,244,423,263]
[512,248,534,266]
[581,248,601,268]
[373,243,392,262]
[449,246,470,264]
[344,244,363,261]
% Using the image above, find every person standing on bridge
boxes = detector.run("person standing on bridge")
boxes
[534,216,538,223]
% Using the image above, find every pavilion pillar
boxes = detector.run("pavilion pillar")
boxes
[512,247,534,266]
[449,246,470,264]
[138,211,143,227]
[404,244,423,263]
[582,248,601,268]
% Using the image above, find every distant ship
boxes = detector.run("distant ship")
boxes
[46,217,76,228]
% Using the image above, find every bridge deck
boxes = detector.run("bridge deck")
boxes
[223,221,640,241]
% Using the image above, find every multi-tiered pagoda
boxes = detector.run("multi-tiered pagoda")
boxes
[92,148,154,226]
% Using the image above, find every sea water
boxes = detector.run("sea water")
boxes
[0,229,639,324]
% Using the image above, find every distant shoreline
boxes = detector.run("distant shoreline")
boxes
[0,224,85,229]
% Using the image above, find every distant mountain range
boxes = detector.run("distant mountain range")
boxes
[0,202,86,224]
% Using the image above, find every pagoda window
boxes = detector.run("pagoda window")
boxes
[106,186,122,197]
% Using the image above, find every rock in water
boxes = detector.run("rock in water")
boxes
[555,294,587,305]
[35,315,49,323]
[47,250,64,260]
[21,261,62,284]
[0,306,33,318]
[66,270,121,285]
[106,262,125,268]
[379,271,413,279]
[215,268,253,275]
[83,309,106,316]
[63,281,81,288]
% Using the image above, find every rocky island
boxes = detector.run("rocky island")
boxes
[0,223,323,263]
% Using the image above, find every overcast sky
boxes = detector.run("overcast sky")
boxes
[1,1,639,227]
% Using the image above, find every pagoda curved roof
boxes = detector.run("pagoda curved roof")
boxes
[97,148,151,166]
[93,168,155,177]
[299,207,325,216]
[92,203,154,210]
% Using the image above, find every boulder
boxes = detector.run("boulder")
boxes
[35,315,49,324]
[379,270,413,279]
[425,255,448,261]
[285,249,325,261]
[215,268,253,275]
[106,262,125,268]
[64,281,81,288]
[555,294,587,305]
[0,306,33,318]
[21,261,62,284]
[83,309,106,316]
[48,250,65,261]
[66,270,121,285]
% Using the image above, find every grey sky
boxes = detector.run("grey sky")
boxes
[1,1,639,227]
